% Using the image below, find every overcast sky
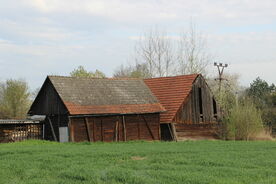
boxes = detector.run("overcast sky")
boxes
[0,0,275,90]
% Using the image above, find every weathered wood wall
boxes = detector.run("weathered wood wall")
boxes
[174,76,218,124]
[70,113,160,142]
[173,76,219,140]
[28,78,68,115]
[174,124,218,141]
[28,78,69,142]
[0,124,42,143]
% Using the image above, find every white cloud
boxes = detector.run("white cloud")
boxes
[23,0,276,24]
[204,31,275,63]
[0,19,75,42]
[0,38,12,44]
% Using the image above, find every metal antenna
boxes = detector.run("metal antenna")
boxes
[214,62,228,93]
[214,62,228,104]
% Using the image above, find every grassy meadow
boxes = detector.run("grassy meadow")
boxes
[0,140,275,184]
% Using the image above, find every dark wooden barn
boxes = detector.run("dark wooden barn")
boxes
[28,76,165,142]
[144,74,219,141]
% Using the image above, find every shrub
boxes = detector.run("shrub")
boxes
[223,99,263,140]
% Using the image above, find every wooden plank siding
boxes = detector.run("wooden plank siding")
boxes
[173,76,218,124]
[70,113,160,142]
[174,124,218,141]
[173,76,219,140]
[28,78,68,116]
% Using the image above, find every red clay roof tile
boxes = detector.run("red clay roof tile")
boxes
[144,74,198,123]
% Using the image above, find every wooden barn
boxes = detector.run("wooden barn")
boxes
[28,76,165,142]
[144,74,219,141]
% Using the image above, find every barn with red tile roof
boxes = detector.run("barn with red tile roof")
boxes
[144,74,219,141]
[28,76,165,142]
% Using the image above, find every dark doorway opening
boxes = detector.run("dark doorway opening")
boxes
[198,87,204,121]
[160,124,173,141]
[212,98,218,119]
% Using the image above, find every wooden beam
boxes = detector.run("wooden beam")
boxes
[122,115,127,141]
[141,115,155,140]
[84,117,92,142]
[114,121,119,142]
[101,120,104,142]
[47,116,57,141]
[137,116,140,140]
[171,123,178,142]
[42,123,45,140]
[92,119,95,142]
[118,116,121,141]
[69,118,75,142]
[167,123,174,141]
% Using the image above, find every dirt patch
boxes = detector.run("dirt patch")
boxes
[253,130,274,141]
[131,156,146,161]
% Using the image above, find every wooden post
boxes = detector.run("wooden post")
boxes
[47,116,57,141]
[171,123,178,142]
[101,120,104,142]
[42,121,45,140]
[167,123,174,141]
[92,119,95,142]
[84,117,92,142]
[122,115,127,141]
[138,117,140,140]
[114,121,119,142]
[69,118,75,142]
[141,115,155,140]
[118,118,120,141]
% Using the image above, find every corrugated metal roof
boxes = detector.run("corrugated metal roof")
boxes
[48,76,165,115]
[144,74,199,123]
[0,119,41,124]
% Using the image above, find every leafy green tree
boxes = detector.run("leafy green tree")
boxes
[0,79,31,119]
[247,77,276,135]
[247,77,275,108]
[70,66,106,78]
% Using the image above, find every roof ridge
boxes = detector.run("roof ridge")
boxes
[144,74,199,80]
[48,75,142,81]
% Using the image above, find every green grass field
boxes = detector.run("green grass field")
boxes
[0,140,275,184]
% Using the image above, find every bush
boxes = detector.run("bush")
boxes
[222,100,263,140]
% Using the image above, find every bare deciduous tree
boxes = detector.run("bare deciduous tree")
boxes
[131,24,211,78]
[177,23,211,76]
[135,29,175,77]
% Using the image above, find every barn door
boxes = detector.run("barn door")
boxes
[160,124,173,141]
[59,127,69,142]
